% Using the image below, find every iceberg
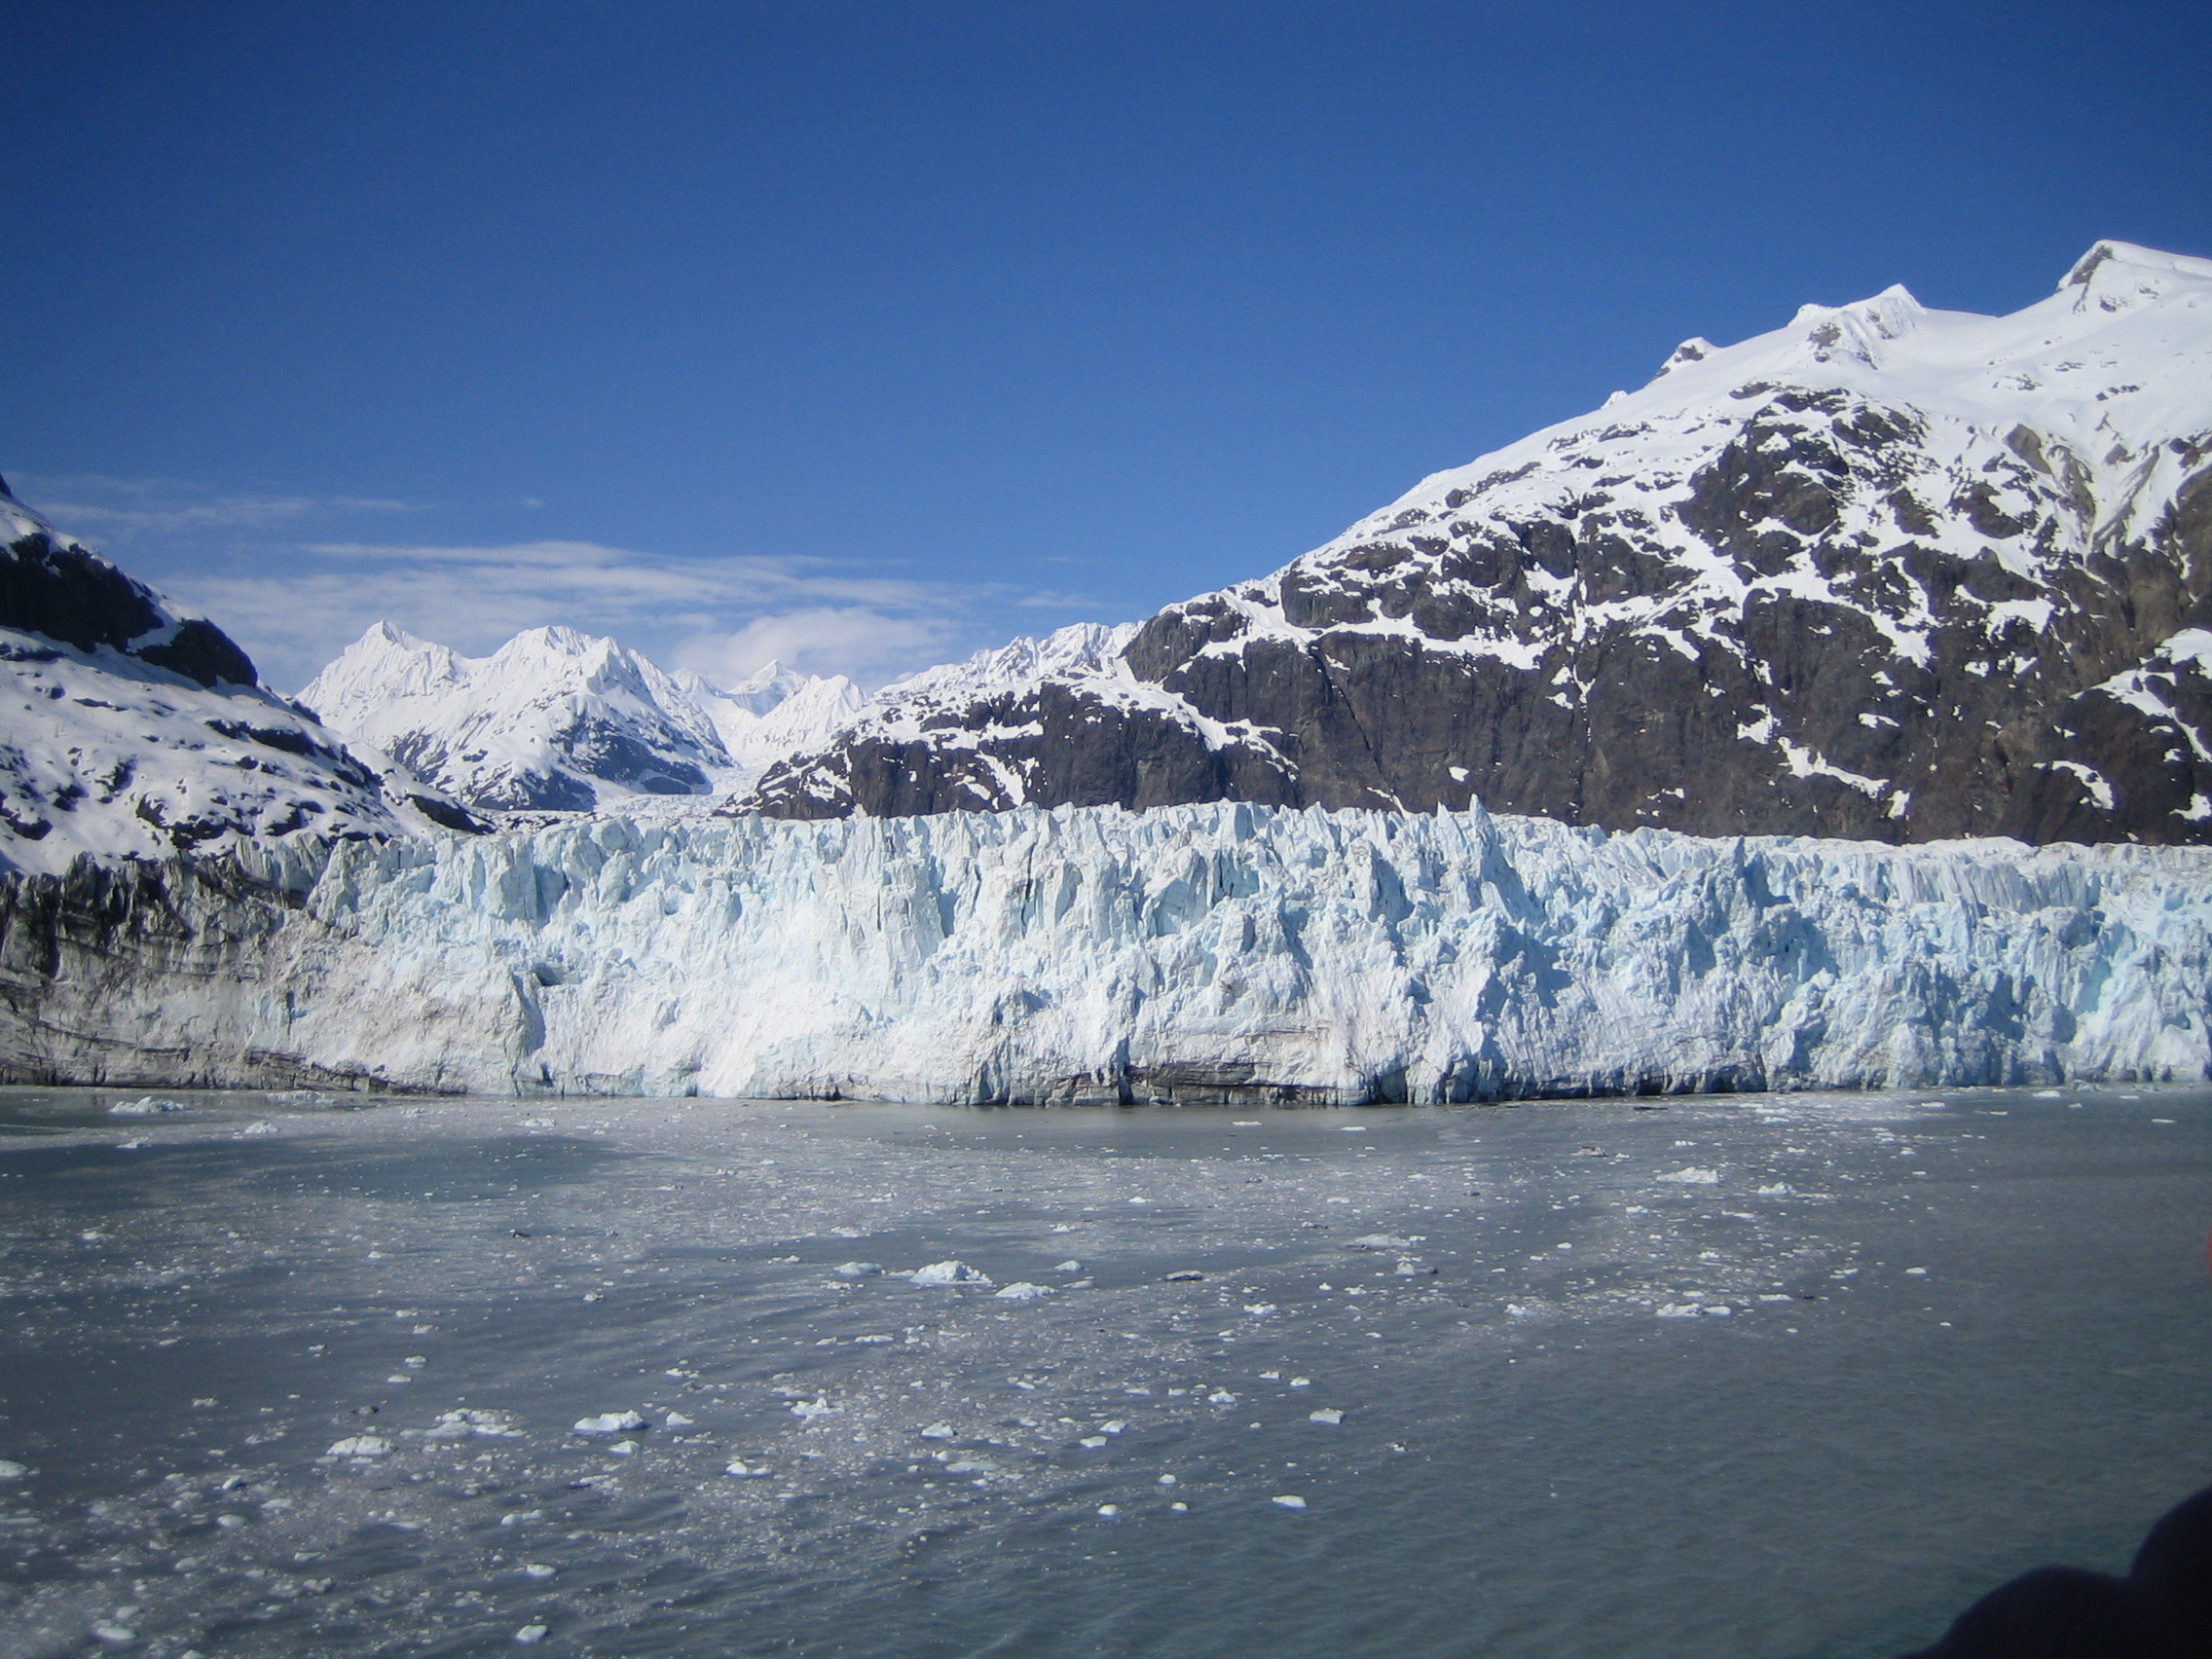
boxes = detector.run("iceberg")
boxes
[1,800,2205,1101]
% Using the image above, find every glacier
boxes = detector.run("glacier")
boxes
[4,801,2204,1101]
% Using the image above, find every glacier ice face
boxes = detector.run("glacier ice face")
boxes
[4,802,2204,1101]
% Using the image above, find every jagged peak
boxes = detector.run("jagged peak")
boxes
[1653,337,1714,378]
[2060,239,2212,290]
[2060,239,2212,317]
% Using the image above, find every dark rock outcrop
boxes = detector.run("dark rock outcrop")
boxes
[747,247,2212,847]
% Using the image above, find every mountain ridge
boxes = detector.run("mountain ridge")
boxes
[741,240,2212,846]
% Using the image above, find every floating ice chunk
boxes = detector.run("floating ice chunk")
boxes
[581,1292,603,1303]
[2035,1089,2064,1099]
[1289,1377,1310,1388]
[918,1422,956,1440]
[499,1509,543,1527]
[1654,1304,1702,1318]
[1233,1121,1260,1126]
[239,1121,277,1136]
[1756,1184,1792,1197]
[521,1564,556,1580]
[519,1119,554,1128]
[834,1261,883,1277]
[1272,1494,1308,1509]
[1080,1435,1108,1449]
[114,1139,148,1150]
[909,1260,992,1287]
[854,1333,894,1344]
[0,1459,23,1480]
[1158,1473,1178,1485]
[1101,1419,1126,1434]
[1350,1235,1423,1250]
[426,1409,521,1440]
[1206,1390,1237,1405]
[109,1096,189,1116]
[1126,1197,1148,1204]
[1171,1500,1189,1511]
[1053,1261,1082,1272]
[1243,1303,1277,1315]
[92,1622,136,1646]
[725,1460,769,1478]
[789,1398,837,1419]
[515,1625,549,1644]
[327,1436,390,1456]
[1309,1408,1344,1425]
[1704,1305,1734,1316]
[215,1514,246,1530]
[993,1281,1052,1301]
[572,1412,647,1434]
[1163,1271,1203,1282]
[1096,1504,1120,1517]
[1340,1125,1366,1132]
[1051,1224,1074,1233]
[1394,1262,1419,1276]
[1656,1166,1721,1185]
[830,1227,866,1238]
[1905,1267,1928,1275]
[665,1412,694,1427]
[609,1440,640,1456]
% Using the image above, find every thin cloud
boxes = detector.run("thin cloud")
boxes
[20,474,418,535]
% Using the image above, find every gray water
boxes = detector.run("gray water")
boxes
[0,1083,2206,1658]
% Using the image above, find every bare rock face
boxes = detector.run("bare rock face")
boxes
[746,242,2212,846]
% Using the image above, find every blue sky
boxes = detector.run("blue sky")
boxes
[7,1,2208,690]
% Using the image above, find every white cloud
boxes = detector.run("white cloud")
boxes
[25,474,1106,693]
[21,475,416,535]
[165,536,1079,693]
[672,608,975,686]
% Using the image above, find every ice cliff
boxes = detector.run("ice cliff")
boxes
[4,803,2204,1100]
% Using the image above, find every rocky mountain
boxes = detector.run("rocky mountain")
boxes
[0,484,472,876]
[744,240,2212,846]
[300,625,861,812]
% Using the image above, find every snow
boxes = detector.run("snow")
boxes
[1,497,445,875]
[19,800,2209,1101]
[743,241,2212,818]
[299,623,862,811]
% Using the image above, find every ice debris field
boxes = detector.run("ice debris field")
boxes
[0,1084,2205,1657]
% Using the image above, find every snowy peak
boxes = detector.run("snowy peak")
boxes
[745,241,2212,847]
[303,623,727,812]
[300,624,866,813]
[2060,239,2212,307]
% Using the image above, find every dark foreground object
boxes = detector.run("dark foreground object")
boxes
[1901,1486,2212,1658]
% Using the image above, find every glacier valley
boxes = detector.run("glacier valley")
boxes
[5,801,2205,1100]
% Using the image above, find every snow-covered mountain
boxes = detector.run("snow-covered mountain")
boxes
[0,485,471,876]
[300,624,862,812]
[665,661,866,778]
[746,240,2212,846]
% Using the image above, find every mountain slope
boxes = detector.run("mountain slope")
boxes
[301,624,726,811]
[744,240,2212,845]
[0,487,462,875]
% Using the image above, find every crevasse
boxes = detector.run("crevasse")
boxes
[6,801,2205,1101]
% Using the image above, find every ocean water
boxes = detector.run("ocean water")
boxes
[0,1083,2206,1658]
